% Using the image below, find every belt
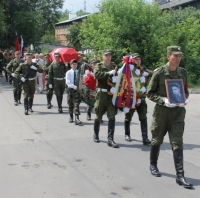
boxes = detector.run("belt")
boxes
[28,78,35,81]
[54,77,65,80]
[97,88,107,92]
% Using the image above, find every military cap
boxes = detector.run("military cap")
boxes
[90,59,99,63]
[25,52,32,56]
[15,51,21,55]
[132,53,140,58]
[54,52,60,57]
[70,59,78,64]
[78,51,85,57]
[167,46,183,54]
[102,49,111,55]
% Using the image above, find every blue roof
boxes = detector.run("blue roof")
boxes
[55,14,90,26]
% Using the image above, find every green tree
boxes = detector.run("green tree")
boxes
[0,6,7,47]
[76,9,90,17]
[66,22,82,50]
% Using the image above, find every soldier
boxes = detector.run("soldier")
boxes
[2,52,10,82]
[77,52,85,70]
[14,53,43,115]
[0,49,3,77]
[93,50,118,148]
[48,52,68,113]
[124,53,151,145]
[146,46,192,188]
[42,53,53,109]
[66,59,82,125]
[6,51,24,105]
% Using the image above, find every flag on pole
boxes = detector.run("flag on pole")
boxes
[15,33,20,51]
[21,36,25,56]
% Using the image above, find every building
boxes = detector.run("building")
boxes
[55,14,90,46]
[155,0,200,9]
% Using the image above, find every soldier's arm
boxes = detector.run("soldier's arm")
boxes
[6,60,13,74]
[42,65,49,74]
[146,72,164,105]
[94,64,110,79]
[182,69,189,99]
[14,64,22,80]
[48,64,53,84]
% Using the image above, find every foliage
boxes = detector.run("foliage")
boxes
[76,10,90,17]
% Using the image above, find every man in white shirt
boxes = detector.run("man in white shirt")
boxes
[66,59,82,125]
[32,53,44,93]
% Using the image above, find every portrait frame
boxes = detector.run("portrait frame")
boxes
[165,79,186,105]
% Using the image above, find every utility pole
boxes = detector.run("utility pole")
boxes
[84,0,86,13]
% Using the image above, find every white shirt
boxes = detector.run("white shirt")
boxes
[32,58,44,67]
[66,69,78,89]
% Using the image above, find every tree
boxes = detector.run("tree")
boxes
[0,6,7,47]
[66,22,82,51]
[76,9,90,17]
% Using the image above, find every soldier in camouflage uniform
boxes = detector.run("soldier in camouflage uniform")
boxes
[2,52,10,82]
[66,59,82,125]
[14,53,43,115]
[93,50,118,148]
[77,52,85,70]
[124,53,151,145]
[42,53,53,109]
[6,51,24,105]
[146,46,192,188]
[48,52,68,113]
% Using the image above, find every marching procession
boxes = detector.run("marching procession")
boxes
[0,46,193,189]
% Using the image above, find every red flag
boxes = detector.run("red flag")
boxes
[15,35,20,51]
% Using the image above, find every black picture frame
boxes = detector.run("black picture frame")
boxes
[165,79,186,104]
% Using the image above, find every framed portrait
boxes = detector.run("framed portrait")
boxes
[165,79,186,104]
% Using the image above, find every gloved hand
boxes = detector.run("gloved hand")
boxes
[49,84,53,89]
[11,73,15,77]
[21,77,25,82]
[179,99,189,107]
[163,97,176,108]
[30,65,37,70]
[108,70,116,76]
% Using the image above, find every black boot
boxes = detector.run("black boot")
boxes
[24,98,29,115]
[69,114,73,123]
[18,90,21,104]
[75,114,82,125]
[107,120,119,148]
[140,119,151,145]
[173,149,193,188]
[87,111,91,120]
[50,94,53,107]
[46,94,51,109]
[28,98,34,112]
[150,145,161,177]
[56,96,63,113]
[13,91,18,106]
[124,120,131,141]
[93,119,100,143]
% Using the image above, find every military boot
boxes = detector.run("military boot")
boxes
[56,96,63,113]
[150,145,161,177]
[173,149,193,188]
[69,114,73,123]
[18,90,22,104]
[124,120,131,141]
[93,119,100,143]
[13,91,18,106]
[75,114,82,125]
[28,98,34,112]
[46,94,51,109]
[87,111,91,120]
[107,120,119,148]
[24,98,29,115]
[50,94,53,107]
[140,119,151,145]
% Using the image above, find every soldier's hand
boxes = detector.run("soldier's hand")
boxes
[179,99,189,107]
[21,77,25,82]
[49,84,53,89]
[108,70,116,76]
[11,73,15,77]
[163,97,176,108]
[30,65,38,70]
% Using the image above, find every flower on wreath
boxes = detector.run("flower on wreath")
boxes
[135,69,140,76]
[140,76,146,83]
[110,87,116,94]
[140,86,146,93]
[84,70,96,91]
[112,76,118,83]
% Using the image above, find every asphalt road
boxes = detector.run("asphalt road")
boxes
[0,77,199,198]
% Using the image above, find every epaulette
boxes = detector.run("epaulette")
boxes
[180,67,188,73]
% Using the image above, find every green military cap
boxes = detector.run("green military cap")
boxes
[70,59,78,64]
[14,51,21,55]
[54,52,60,57]
[167,46,183,54]
[90,59,99,63]
[132,53,140,58]
[102,49,112,55]
[44,53,49,58]
[25,52,32,56]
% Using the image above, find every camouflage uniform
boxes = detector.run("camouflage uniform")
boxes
[48,60,68,113]
[146,46,192,188]
[14,60,43,114]
[6,58,24,105]
[2,56,10,82]
[93,52,118,148]
[43,60,53,108]
[0,51,3,76]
